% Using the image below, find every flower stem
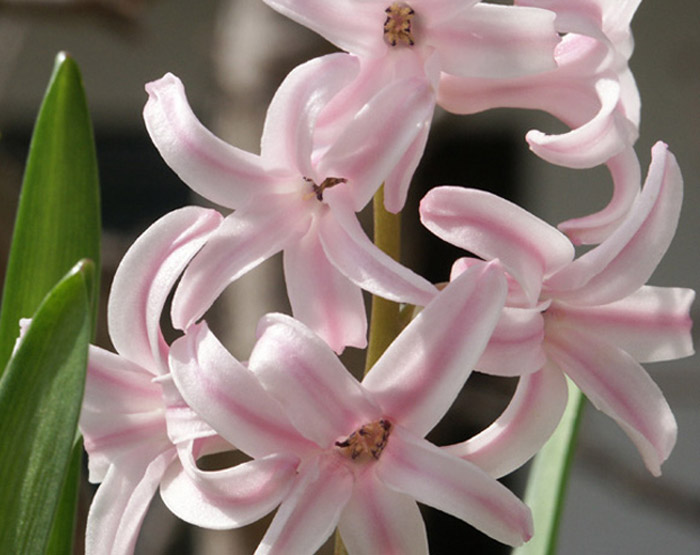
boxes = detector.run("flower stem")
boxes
[334,186,403,555]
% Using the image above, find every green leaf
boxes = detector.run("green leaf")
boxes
[0,260,92,553]
[513,379,586,555]
[0,51,101,373]
[46,436,83,555]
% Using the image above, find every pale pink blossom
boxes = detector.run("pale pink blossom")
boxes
[79,206,227,554]
[420,142,694,477]
[144,54,437,353]
[260,0,559,212]
[439,0,643,243]
[164,261,536,553]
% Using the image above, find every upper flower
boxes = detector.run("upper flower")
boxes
[143,53,437,353]
[162,261,536,553]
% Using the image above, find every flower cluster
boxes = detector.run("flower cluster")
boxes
[79,1,693,554]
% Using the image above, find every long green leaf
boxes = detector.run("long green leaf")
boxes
[0,51,101,372]
[513,379,586,555]
[0,260,92,553]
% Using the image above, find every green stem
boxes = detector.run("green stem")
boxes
[334,185,403,555]
[513,379,586,555]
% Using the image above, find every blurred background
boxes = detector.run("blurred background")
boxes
[0,0,698,553]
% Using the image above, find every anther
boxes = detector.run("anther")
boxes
[335,419,392,462]
[383,2,415,47]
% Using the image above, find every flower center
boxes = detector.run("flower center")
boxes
[303,176,347,201]
[335,419,392,461]
[384,2,415,47]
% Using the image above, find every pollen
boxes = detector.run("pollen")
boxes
[303,176,347,201]
[384,2,415,47]
[335,419,392,461]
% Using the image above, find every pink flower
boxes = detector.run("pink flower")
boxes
[79,207,227,554]
[439,0,643,243]
[259,0,560,212]
[163,261,535,553]
[420,142,694,476]
[144,53,437,353]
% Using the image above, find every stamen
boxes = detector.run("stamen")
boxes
[303,176,347,201]
[335,419,392,461]
[384,2,415,47]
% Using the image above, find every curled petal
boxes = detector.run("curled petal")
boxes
[526,78,637,169]
[547,286,695,363]
[443,364,568,478]
[383,121,431,214]
[420,186,574,304]
[546,324,677,476]
[261,53,359,175]
[109,206,222,372]
[338,472,428,555]
[250,313,381,447]
[160,451,299,530]
[558,147,641,245]
[377,427,533,546]
[546,142,683,305]
[256,457,354,555]
[283,221,367,353]
[144,73,276,210]
[169,322,315,458]
[432,3,559,78]
[477,307,546,376]
[319,195,437,307]
[85,450,177,555]
[363,260,507,437]
[171,194,309,330]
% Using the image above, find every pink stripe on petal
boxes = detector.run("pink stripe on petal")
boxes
[108,206,222,373]
[364,260,506,437]
[546,325,677,475]
[338,472,428,555]
[160,452,298,530]
[256,456,354,555]
[377,428,533,546]
[319,196,437,306]
[443,364,567,478]
[249,313,380,447]
[144,73,274,210]
[283,222,367,353]
[169,323,315,459]
[171,195,309,330]
[420,186,574,304]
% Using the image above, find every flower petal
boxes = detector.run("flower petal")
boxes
[109,206,222,372]
[319,195,438,306]
[546,323,677,476]
[171,194,309,330]
[338,472,428,555]
[363,260,506,437]
[420,186,574,304]
[545,142,683,305]
[160,450,298,529]
[476,307,546,376]
[377,427,533,546]
[85,449,176,555]
[144,73,276,210]
[249,313,381,447]
[169,322,315,458]
[283,220,367,353]
[442,364,568,478]
[383,121,431,214]
[432,3,559,78]
[547,286,695,363]
[256,456,354,555]
[261,53,359,175]
[557,147,641,245]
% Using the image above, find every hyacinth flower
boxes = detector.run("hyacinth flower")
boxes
[160,261,537,553]
[79,206,229,554]
[260,0,560,212]
[439,0,643,243]
[144,53,437,353]
[420,142,694,476]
